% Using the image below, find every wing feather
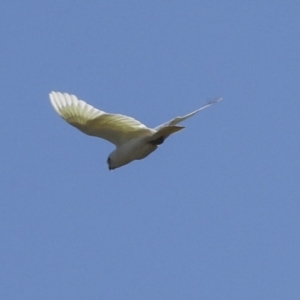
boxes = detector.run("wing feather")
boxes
[155,97,222,130]
[49,92,154,146]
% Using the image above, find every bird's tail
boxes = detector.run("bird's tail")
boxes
[147,126,184,145]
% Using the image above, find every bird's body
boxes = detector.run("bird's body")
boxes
[49,92,222,170]
[109,136,157,168]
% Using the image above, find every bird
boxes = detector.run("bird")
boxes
[49,92,222,170]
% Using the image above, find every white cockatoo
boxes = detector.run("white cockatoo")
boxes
[49,92,222,170]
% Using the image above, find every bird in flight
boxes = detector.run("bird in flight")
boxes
[49,92,222,170]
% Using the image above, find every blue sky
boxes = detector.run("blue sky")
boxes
[1,1,300,299]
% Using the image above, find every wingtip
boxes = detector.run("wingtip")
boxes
[49,92,61,115]
[210,97,223,104]
[49,91,58,98]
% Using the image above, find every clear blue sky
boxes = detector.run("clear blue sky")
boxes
[1,1,299,299]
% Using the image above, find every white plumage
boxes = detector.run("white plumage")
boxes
[49,92,222,170]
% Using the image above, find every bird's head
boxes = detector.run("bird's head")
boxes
[107,156,116,171]
[107,145,138,171]
[107,150,126,171]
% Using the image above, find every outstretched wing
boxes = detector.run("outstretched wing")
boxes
[49,92,154,146]
[155,98,222,130]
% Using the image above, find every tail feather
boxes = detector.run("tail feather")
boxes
[147,125,184,144]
